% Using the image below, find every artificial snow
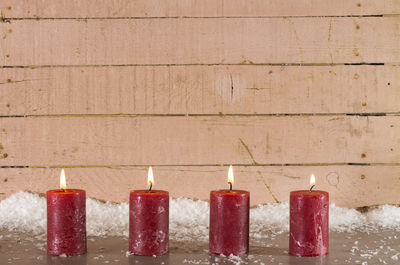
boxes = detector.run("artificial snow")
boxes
[0,192,46,233]
[86,199,128,237]
[329,203,366,232]
[170,197,209,242]
[0,192,399,240]
[250,202,289,238]
[368,205,400,230]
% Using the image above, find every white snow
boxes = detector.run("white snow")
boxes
[250,202,289,238]
[86,199,129,237]
[368,205,400,230]
[170,198,209,242]
[391,253,400,261]
[330,204,367,232]
[0,192,399,240]
[227,254,245,265]
[0,192,46,234]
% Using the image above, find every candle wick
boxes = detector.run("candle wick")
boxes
[229,182,232,191]
[310,185,315,192]
[149,182,152,191]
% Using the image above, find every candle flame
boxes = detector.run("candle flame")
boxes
[148,166,154,187]
[228,165,234,186]
[310,173,316,186]
[60,169,67,190]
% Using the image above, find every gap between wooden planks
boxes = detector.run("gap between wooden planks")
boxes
[0,65,398,116]
[0,166,399,208]
[0,116,398,166]
[0,0,399,18]
[1,17,399,65]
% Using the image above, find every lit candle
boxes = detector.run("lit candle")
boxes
[129,167,169,256]
[209,165,250,256]
[47,169,86,256]
[289,174,329,257]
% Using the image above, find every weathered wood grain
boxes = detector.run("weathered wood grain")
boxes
[1,17,399,65]
[0,116,398,166]
[0,0,399,18]
[0,65,398,115]
[0,3,398,210]
[1,166,399,208]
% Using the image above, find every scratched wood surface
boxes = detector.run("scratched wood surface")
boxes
[1,166,399,207]
[1,17,400,66]
[0,0,399,18]
[0,65,399,115]
[0,116,398,166]
[0,1,399,207]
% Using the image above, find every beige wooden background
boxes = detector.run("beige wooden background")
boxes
[0,0,399,207]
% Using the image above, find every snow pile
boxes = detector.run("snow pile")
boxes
[86,199,129,237]
[0,192,399,239]
[367,205,400,230]
[329,204,366,232]
[0,192,46,234]
[170,197,209,241]
[250,202,289,237]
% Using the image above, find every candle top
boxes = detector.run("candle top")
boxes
[47,189,85,194]
[290,190,329,196]
[130,190,169,196]
[211,189,249,196]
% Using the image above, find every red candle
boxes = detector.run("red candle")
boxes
[47,169,86,256]
[209,165,249,256]
[289,174,329,257]
[129,167,169,256]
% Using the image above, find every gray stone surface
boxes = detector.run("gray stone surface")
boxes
[0,229,399,264]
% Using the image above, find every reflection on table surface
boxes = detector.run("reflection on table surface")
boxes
[47,254,87,265]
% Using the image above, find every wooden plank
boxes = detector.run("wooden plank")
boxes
[1,166,399,208]
[1,0,399,18]
[0,116,398,166]
[1,17,399,65]
[0,65,399,115]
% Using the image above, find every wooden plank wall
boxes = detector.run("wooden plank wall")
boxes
[0,0,399,207]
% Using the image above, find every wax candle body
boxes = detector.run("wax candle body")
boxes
[289,190,329,257]
[47,189,86,256]
[209,190,250,256]
[129,190,169,256]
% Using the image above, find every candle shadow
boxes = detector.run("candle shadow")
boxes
[128,254,170,265]
[46,254,87,265]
